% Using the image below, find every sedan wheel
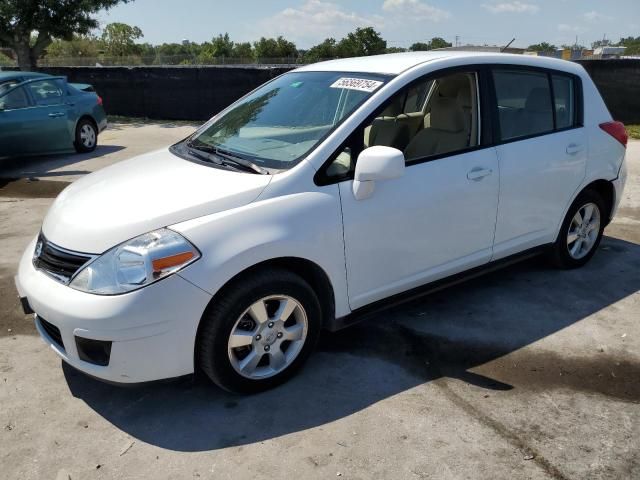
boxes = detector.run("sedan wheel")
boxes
[74,119,98,153]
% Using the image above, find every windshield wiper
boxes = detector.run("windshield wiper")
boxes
[186,142,268,175]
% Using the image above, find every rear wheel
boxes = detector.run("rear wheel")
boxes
[74,119,97,153]
[196,269,321,393]
[550,189,606,269]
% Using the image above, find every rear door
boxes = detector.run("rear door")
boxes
[23,78,74,153]
[490,67,586,259]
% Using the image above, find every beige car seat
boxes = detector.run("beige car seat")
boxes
[404,97,468,160]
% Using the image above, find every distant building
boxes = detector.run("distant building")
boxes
[593,46,627,59]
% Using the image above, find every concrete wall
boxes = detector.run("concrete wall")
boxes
[576,59,640,124]
[34,66,292,121]
[24,61,640,123]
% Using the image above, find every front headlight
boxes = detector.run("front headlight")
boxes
[69,228,200,295]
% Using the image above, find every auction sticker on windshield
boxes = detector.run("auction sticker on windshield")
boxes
[330,77,384,93]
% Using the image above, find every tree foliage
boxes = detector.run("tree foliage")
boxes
[409,37,452,51]
[0,0,132,70]
[336,27,386,57]
[101,22,142,56]
[527,42,556,52]
[253,36,297,59]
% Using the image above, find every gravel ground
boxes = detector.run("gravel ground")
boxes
[0,124,638,480]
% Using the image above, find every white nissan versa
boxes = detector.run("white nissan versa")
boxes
[16,52,627,393]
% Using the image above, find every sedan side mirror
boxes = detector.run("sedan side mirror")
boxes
[353,146,405,200]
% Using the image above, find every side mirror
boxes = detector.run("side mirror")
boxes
[353,146,405,200]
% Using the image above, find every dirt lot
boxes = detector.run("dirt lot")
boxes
[1,123,638,480]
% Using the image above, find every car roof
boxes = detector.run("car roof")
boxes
[294,51,584,76]
[0,71,50,81]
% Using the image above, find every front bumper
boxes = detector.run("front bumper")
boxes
[16,237,211,383]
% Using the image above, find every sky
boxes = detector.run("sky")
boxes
[97,0,640,49]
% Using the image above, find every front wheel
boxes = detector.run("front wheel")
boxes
[196,269,321,393]
[74,119,98,153]
[550,189,606,269]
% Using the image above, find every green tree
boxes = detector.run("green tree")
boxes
[304,38,337,62]
[336,27,386,58]
[210,33,234,57]
[101,22,143,56]
[232,41,253,59]
[385,46,407,53]
[527,42,557,52]
[46,34,101,58]
[618,36,640,55]
[253,36,297,60]
[0,0,132,70]
[409,37,452,51]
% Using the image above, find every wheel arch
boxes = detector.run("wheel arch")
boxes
[196,256,336,338]
[75,114,98,133]
[583,179,615,223]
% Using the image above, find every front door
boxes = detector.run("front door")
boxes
[0,85,34,157]
[331,70,500,309]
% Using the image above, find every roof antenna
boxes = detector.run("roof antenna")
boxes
[500,38,516,53]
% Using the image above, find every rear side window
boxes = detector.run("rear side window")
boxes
[26,79,65,106]
[493,69,553,141]
[0,86,29,110]
[552,74,575,129]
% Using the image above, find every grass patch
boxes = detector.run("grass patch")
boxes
[626,125,640,140]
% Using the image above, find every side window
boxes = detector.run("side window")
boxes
[0,80,21,95]
[492,69,553,141]
[26,79,65,106]
[0,86,29,110]
[324,72,479,179]
[552,74,575,129]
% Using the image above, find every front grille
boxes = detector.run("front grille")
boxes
[33,235,93,284]
[39,317,65,351]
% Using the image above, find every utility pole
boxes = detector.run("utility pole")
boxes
[455,35,460,47]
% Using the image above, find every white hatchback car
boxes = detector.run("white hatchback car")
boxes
[16,52,628,393]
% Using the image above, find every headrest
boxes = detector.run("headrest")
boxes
[430,97,465,132]
[437,74,468,98]
[524,87,552,112]
[381,96,404,117]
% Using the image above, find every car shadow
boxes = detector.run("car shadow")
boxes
[0,145,126,179]
[63,235,640,452]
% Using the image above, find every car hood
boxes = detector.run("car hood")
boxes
[42,148,272,253]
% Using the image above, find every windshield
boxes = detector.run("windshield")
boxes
[185,71,389,170]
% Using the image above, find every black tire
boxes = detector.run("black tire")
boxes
[74,118,98,153]
[196,268,322,394]
[550,189,607,269]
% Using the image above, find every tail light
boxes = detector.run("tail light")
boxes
[599,121,628,147]
[97,95,103,106]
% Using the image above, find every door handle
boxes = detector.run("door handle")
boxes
[48,112,65,118]
[566,143,583,155]
[467,167,493,181]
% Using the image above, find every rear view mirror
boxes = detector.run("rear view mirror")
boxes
[353,146,405,200]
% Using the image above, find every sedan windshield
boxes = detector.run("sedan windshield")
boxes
[185,71,388,170]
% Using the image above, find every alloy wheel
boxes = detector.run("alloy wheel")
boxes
[567,202,600,259]
[227,295,308,379]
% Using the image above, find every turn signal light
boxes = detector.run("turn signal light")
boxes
[152,251,195,273]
